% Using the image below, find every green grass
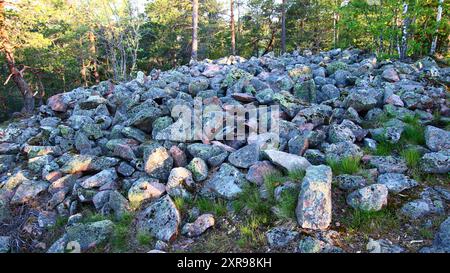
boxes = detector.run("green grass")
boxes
[136,231,153,246]
[194,197,228,217]
[343,208,400,234]
[419,228,434,240]
[173,196,193,216]
[401,148,421,169]
[326,156,361,175]
[232,183,273,220]
[401,115,425,145]
[110,212,135,252]
[81,210,110,224]
[374,140,396,156]
[274,188,299,221]
[236,215,268,249]
[287,169,306,181]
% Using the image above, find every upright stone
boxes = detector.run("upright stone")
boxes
[296,165,332,230]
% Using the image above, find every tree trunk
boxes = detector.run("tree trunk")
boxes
[191,0,199,61]
[430,0,444,55]
[399,2,410,60]
[230,0,236,56]
[281,0,286,53]
[88,31,100,84]
[0,1,34,114]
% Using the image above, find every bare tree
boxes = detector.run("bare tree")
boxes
[0,0,34,113]
[281,0,287,53]
[231,0,236,56]
[430,0,444,55]
[399,2,410,60]
[191,0,199,61]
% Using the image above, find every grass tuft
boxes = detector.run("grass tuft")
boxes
[401,115,425,145]
[195,197,228,217]
[136,231,153,246]
[274,188,299,221]
[343,208,400,234]
[326,156,361,175]
[401,148,421,169]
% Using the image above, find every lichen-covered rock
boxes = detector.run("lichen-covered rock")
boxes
[377,173,418,194]
[202,163,248,200]
[335,175,367,191]
[143,144,173,180]
[266,227,299,248]
[10,180,49,205]
[425,126,450,152]
[369,156,408,174]
[166,167,195,198]
[228,144,260,168]
[61,155,119,174]
[420,150,450,174]
[346,184,388,211]
[182,214,215,237]
[366,238,405,253]
[64,220,114,252]
[420,216,450,253]
[187,157,208,182]
[246,160,279,186]
[263,149,311,173]
[128,178,165,207]
[80,168,118,189]
[137,195,180,242]
[296,165,332,230]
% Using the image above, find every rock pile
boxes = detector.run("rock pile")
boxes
[0,48,449,253]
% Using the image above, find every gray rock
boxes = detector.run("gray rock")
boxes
[263,150,311,173]
[297,236,342,253]
[228,144,260,168]
[369,156,408,174]
[182,214,215,237]
[246,161,280,186]
[202,163,248,200]
[366,238,405,253]
[346,184,388,211]
[266,227,299,248]
[318,84,340,103]
[187,144,224,163]
[303,150,325,165]
[382,68,400,82]
[0,236,11,253]
[61,155,119,174]
[117,162,135,177]
[420,150,450,174]
[128,177,166,208]
[288,134,309,156]
[10,180,49,205]
[138,195,180,242]
[335,175,367,191]
[296,165,332,230]
[166,167,195,199]
[80,168,118,189]
[143,144,173,180]
[325,141,363,162]
[186,157,208,182]
[64,220,114,252]
[425,126,450,152]
[377,173,418,194]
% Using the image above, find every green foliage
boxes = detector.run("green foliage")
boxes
[401,148,421,169]
[274,188,298,221]
[236,215,267,249]
[374,140,396,156]
[326,157,362,175]
[232,183,273,221]
[111,212,135,252]
[194,197,228,217]
[136,231,153,246]
[343,208,400,234]
[401,115,425,145]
